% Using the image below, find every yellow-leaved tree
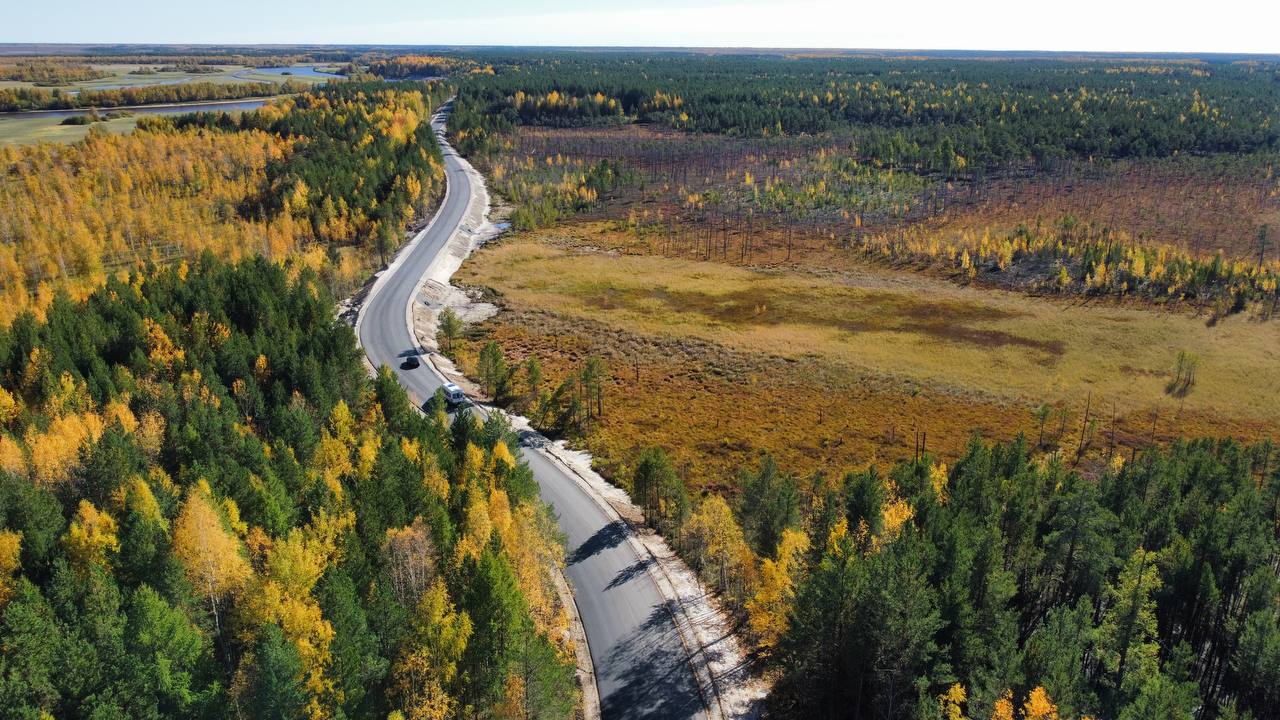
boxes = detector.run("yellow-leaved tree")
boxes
[681,495,757,605]
[123,475,168,530]
[990,690,1014,720]
[937,683,966,720]
[987,687,1059,720]
[746,527,810,651]
[0,434,24,476]
[25,411,105,487]
[460,442,492,491]
[173,480,252,643]
[453,486,493,567]
[0,386,20,427]
[393,578,472,720]
[0,529,21,607]
[63,499,119,573]
[237,510,353,720]
[1021,687,1059,720]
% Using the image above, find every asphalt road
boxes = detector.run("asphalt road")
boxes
[358,108,707,720]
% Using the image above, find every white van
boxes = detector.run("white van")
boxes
[442,382,467,407]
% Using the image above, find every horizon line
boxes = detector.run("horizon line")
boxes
[2,43,1279,59]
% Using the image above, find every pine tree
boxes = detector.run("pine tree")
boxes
[1096,548,1162,703]
[739,455,800,558]
[437,308,462,355]
[245,624,309,720]
[631,447,688,533]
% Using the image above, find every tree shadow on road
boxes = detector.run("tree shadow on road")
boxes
[567,520,628,566]
[598,600,706,720]
[605,557,655,591]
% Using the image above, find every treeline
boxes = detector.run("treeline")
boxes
[365,55,472,79]
[450,53,1280,170]
[135,64,224,75]
[0,257,577,719]
[7,53,347,67]
[0,79,308,113]
[0,80,449,325]
[490,156,627,231]
[858,216,1280,317]
[0,61,109,85]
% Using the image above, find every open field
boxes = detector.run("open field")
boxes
[0,111,139,144]
[455,221,1280,486]
[0,100,277,145]
[0,62,337,91]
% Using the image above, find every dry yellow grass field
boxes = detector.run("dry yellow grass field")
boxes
[455,221,1280,486]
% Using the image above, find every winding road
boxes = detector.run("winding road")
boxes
[357,106,709,720]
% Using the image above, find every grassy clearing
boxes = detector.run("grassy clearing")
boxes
[0,113,139,145]
[455,221,1280,486]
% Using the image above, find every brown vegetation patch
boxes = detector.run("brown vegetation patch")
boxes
[577,283,1064,357]
[460,309,1035,486]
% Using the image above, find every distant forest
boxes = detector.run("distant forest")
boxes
[450,53,1280,168]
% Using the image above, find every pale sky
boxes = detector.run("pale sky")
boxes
[7,0,1279,55]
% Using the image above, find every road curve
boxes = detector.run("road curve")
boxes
[357,106,708,720]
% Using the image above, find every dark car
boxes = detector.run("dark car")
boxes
[401,355,421,370]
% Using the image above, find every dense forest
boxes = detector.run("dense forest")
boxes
[0,80,449,324]
[449,53,1280,169]
[168,79,452,262]
[0,256,576,719]
[766,438,1279,720]
[365,56,475,79]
